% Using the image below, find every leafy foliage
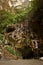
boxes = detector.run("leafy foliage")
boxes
[0,34,3,40]
[0,7,32,33]
[6,46,22,56]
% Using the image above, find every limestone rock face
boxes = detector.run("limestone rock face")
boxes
[5,22,30,48]
[3,22,33,59]
[0,0,31,12]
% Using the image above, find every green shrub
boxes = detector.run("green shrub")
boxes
[0,7,32,33]
[0,34,3,40]
[6,46,22,56]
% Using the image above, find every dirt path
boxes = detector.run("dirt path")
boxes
[0,59,43,65]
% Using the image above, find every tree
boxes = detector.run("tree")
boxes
[30,0,43,39]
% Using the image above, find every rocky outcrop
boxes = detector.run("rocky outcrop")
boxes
[3,22,33,59]
[4,22,30,48]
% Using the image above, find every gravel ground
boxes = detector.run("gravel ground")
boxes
[0,59,43,65]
